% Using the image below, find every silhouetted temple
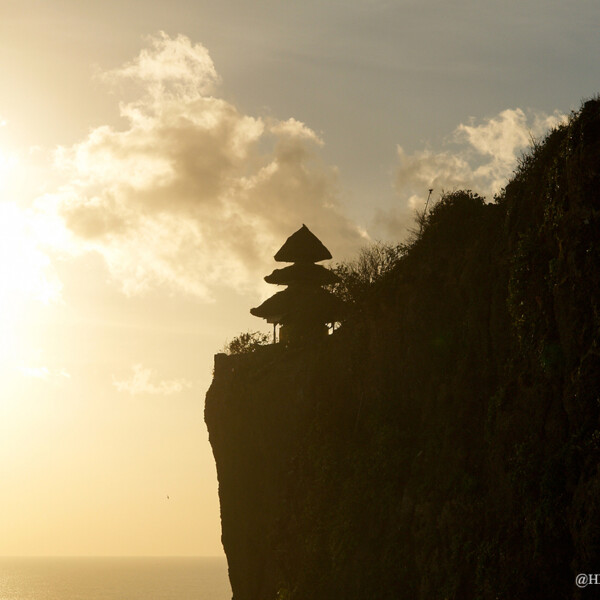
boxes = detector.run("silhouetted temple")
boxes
[251,224,343,344]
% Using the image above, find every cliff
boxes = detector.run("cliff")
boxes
[205,98,600,600]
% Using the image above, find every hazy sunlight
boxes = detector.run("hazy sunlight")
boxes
[0,197,61,369]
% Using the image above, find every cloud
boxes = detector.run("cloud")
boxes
[378,108,567,238]
[44,32,364,299]
[102,32,220,100]
[18,365,70,381]
[453,108,566,193]
[113,364,191,396]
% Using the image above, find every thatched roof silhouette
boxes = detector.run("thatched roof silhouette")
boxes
[274,224,332,263]
[250,286,344,324]
[264,262,339,286]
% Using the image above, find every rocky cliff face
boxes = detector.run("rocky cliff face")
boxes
[205,99,600,600]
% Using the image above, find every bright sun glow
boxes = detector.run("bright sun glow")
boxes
[0,149,62,370]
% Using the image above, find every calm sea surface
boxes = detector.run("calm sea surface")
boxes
[0,557,231,600]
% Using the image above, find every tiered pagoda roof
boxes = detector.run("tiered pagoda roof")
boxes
[250,286,342,324]
[273,224,332,263]
[250,224,343,338]
[264,262,339,286]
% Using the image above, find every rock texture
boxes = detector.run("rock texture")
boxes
[205,99,600,600]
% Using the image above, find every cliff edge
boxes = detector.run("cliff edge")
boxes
[205,99,600,600]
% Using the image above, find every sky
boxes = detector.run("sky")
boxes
[0,0,598,557]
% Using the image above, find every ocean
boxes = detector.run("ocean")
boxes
[0,557,231,600]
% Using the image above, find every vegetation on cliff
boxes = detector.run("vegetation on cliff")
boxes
[206,98,600,600]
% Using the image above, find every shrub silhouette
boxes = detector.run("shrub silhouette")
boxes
[330,241,406,305]
[224,331,270,354]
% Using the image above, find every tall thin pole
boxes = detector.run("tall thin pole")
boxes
[419,188,433,236]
